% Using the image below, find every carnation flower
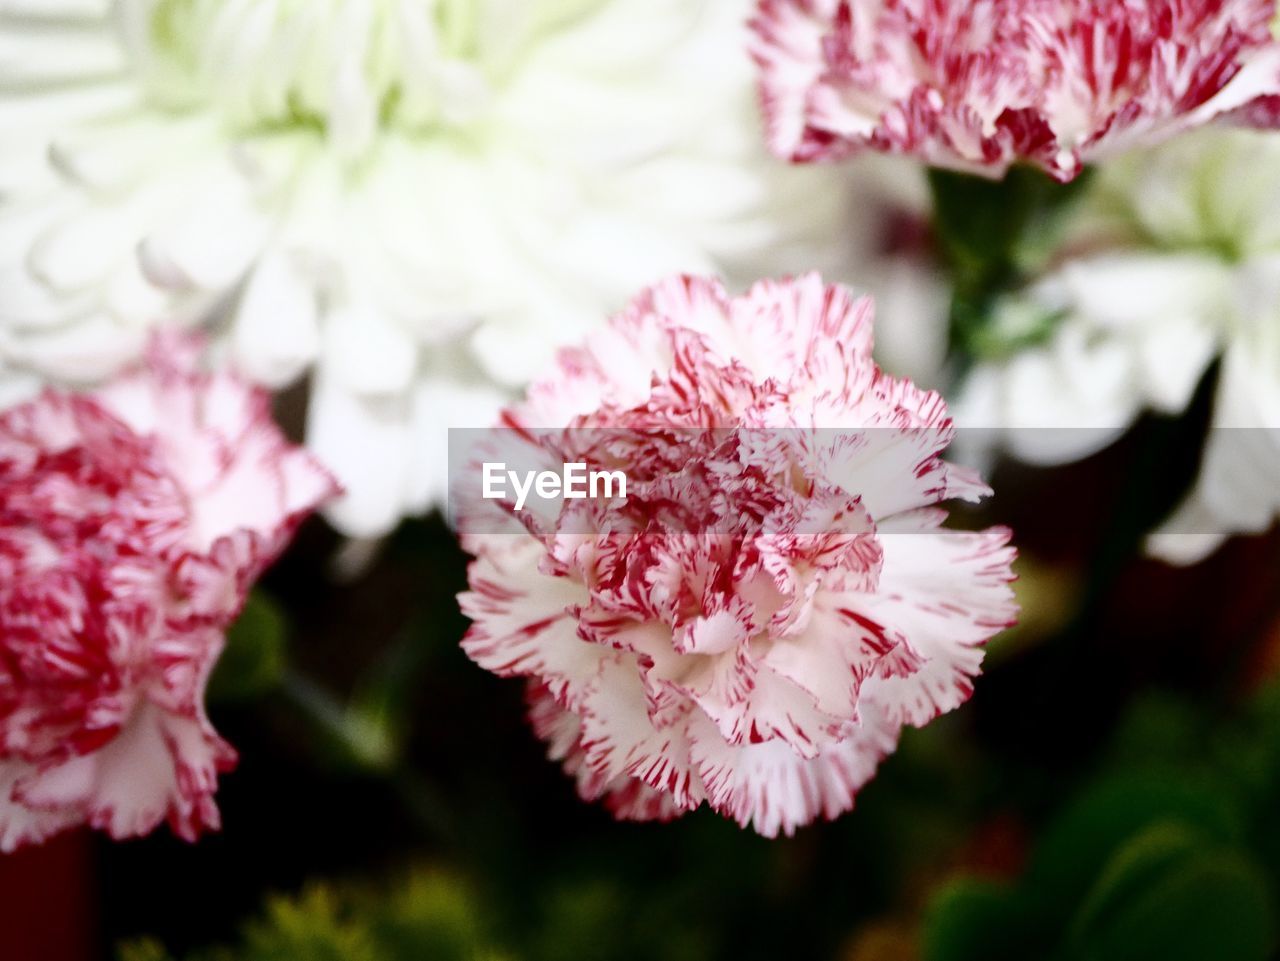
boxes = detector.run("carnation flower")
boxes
[751,0,1280,181]
[0,334,336,851]
[0,0,876,538]
[956,127,1280,564]
[457,274,1018,836]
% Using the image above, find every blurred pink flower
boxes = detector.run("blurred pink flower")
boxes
[751,0,1280,181]
[0,335,337,851]
[458,275,1017,836]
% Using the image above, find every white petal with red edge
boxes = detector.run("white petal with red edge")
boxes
[460,540,604,708]
[859,527,1017,728]
[0,761,81,854]
[689,702,899,838]
[577,657,704,811]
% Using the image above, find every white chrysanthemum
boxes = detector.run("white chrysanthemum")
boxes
[0,0,900,536]
[957,127,1280,564]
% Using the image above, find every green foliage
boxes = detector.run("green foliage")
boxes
[923,687,1280,961]
[344,621,439,772]
[118,941,171,961]
[118,873,507,961]
[1066,824,1273,961]
[1027,774,1242,905]
[236,887,380,961]
[928,165,1091,367]
[208,592,288,702]
[923,879,1041,961]
[369,872,502,961]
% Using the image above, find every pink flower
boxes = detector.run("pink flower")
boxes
[751,0,1280,181]
[458,275,1017,836]
[0,335,337,851]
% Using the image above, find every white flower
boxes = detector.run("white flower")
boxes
[0,0,887,537]
[957,127,1280,564]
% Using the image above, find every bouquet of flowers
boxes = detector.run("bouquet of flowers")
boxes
[1,2,1279,960]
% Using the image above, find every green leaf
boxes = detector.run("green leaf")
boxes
[1027,773,1240,908]
[923,878,1044,961]
[209,592,288,702]
[1066,821,1206,944]
[1070,840,1275,961]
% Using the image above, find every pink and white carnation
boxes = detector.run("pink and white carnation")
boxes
[458,274,1017,837]
[0,334,337,851]
[751,0,1280,181]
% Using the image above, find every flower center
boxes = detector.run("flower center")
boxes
[120,0,605,157]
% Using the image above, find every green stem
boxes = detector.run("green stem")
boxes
[279,670,456,843]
